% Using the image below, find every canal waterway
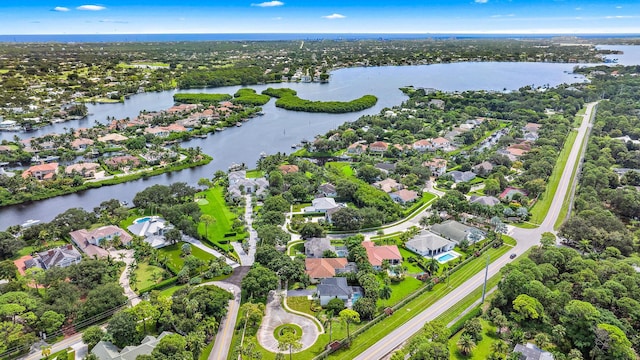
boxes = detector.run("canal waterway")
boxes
[0,61,592,229]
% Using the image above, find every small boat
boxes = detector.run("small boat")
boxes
[21,219,40,228]
[236,122,242,127]
[260,152,267,158]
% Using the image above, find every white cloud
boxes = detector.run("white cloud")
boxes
[251,1,284,7]
[99,19,128,23]
[575,7,582,10]
[76,5,106,11]
[322,13,346,19]
[616,6,623,9]
[272,17,283,20]
[605,15,636,19]
[53,6,70,12]
[475,0,488,3]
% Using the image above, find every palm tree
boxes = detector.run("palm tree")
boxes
[201,214,216,239]
[427,257,440,276]
[578,239,592,254]
[457,334,476,356]
[278,331,302,360]
[379,285,392,300]
[491,340,509,355]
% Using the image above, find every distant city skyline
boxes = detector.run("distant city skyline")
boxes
[1,0,639,35]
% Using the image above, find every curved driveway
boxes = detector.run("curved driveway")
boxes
[257,291,320,353]
[353,102,598,360]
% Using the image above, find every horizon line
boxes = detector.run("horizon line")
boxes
[1,32,640,36]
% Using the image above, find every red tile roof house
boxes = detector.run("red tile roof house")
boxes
[70,225,133,259]
[279,164,299,174]
[65,163,100,178]
[104,155,141,170]
[368,141,389,153]
[347,142,367,155]
[144,124,188,138]
[362,241,402,270]
[305,258,349,282]
[431,137,451,150]
[22,162,59,180]
[413,139,434,152]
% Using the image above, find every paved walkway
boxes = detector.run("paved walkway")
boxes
[257,291,320,353]
[182,234,239,268]
[109,249,140,306]
[232,195,257,266]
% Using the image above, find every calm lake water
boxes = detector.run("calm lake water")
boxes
[0,60,607,229]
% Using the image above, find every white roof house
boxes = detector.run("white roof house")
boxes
[405,231,455,257]
[304,197,341,213]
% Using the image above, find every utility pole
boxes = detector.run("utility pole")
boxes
[481,254,490,303]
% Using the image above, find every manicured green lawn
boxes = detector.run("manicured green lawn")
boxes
[158,242,216,270]
[377,277,423,309]
[246,169,264,178]
[502,235,517,246]
[449,319,499,359]
[287,296,317,317]
[328,244,511,359]
[399,247,426,274]
[198,186,246,245]
[325,161,354,177]
[292,202,312,212]
[134,262,167,290]
[529,130,577,225]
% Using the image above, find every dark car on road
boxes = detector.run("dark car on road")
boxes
[510,253,517,259]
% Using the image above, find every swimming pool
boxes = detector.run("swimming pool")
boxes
[436,253,455,262]
[135,216,153,224]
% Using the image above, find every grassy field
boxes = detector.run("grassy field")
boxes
[246,169,264,178]
[529,130,578,225]
[287,296,317,317]
[377,277,423,309]
[325,161,354,177]
[198,186,247,246]
[449,319,498,359]
[158,242,216,270]
[399,247,425,274]
[329,244,511,359]
[292,202,312,212]
[134,262,167,290]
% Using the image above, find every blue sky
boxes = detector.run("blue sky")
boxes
[1,0,639,35]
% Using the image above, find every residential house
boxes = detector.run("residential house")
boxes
[470,195,501,207]
[362,241,402,270]
[405,231,455,257]
[325,206,343,224]
[104,155,141,170]
[375,162,396,175]
[523,122,542,134]
[472,161,494,176]
[227,170,269,200]
[390,189,419,204]
[413,139,433,152]
[70,225,133,259]
[91,332,174,360]
[33,244,82,270]
[513,343,554,360]
[305,237,335,258]
[347,142,367,155]
[500,187,529,201]
[423,158,448,177]
[317,277,355,306]
[127,216,173,249]
[144,124,187,138]
[428,99,445,110]
[97,133,129,144]
[65,162,100,178]
[373,178,403,193]
[305,258,352,281]
[279,164,299,175]
[22,163,58,180]
[432,137,451,150]
[70,138,94,150]
[368,141,389,154]
[431,220,485,244]
[318,183,337,198]
[304,197,342,213]
[445,170,476,183]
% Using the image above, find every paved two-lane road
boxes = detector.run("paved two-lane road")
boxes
[353,102,598,360]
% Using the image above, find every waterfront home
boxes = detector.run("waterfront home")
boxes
[70,225,133,258]
[22,162,58,180]
[373,178,403,193]
[128,217,173,249]
[347,142,367,155]
[70,138,94,150]
[390,189,419,204]
[144,124,188,138]
[405,231,455,257]
[98,133,129,144]
[368,141,389,153]
[65,162,100,178]
[227,170,269,200]
[104,155,141,170]
[28,244,82,270]
[362,241,402,270]
[423,158,448,177]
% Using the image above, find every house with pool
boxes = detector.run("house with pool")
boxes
[405,231,455,258]
[127,216,173,249]
[430,220,486,244]
[70,225,132,258]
